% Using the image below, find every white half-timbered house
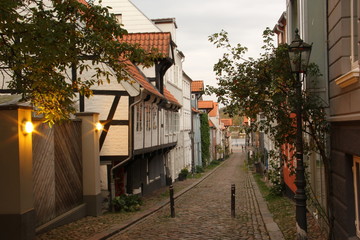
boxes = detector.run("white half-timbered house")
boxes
[97,0,193,188]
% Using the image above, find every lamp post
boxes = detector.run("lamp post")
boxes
[288,28,312,240]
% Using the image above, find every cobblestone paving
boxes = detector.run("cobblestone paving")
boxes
[108,153,270,240]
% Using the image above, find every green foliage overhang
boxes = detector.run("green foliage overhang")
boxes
[0,0,161,125]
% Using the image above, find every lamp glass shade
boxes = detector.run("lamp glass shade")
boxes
[288,29,312,73]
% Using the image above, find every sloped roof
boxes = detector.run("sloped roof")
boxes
[209,102,218,117]
[121,32,172,57]
[125,62,181,109]
[208,119,215,128]
[191,80,204,93]
[198,100,214,110]
[221,119,233,127]
[125,61,164,99]
[163,87,181,107]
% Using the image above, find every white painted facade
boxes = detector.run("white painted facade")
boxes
[191,88,203,168]
[76,63,131,157]
[209,105,223,160]
[181,72,192,171]
[163,47,188,179]
[100,0,192,182]
[96,0,161,33]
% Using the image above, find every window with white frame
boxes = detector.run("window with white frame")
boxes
[145,104,151,131]
[165,110,169,133]
[136,103,143,132]
[171,112,177,133]
[353,156,360,237]
[114,14,122,25]
[174,112,179,132]
[152,106,157,129]
[170,111,174,132]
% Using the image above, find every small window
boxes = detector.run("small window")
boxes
[165,111,169,133]
[115,14,122,25]
[152,106,157,129]
[145,104,151,131]
[136,103,142,132]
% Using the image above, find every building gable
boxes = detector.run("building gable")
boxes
[97,0,161,33]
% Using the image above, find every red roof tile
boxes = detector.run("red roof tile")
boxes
[125,61,164,99]
[75,1,166,101]
[163,87,181,107]
[121,32,172,57]
[198,100,214,109]
[191,81,204,92]
[221,119,233,127]
[209,102,218,117]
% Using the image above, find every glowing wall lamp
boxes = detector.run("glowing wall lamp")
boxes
[22,120,34,135]
[95,122,104,132]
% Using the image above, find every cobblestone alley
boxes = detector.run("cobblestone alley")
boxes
[107,151,278,240]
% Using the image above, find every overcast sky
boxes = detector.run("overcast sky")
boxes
[130,0,286,101]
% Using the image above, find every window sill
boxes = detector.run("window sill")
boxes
[335,68,359,88]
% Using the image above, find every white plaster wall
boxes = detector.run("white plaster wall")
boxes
[138,66,156,79]
[96,0,160,33]
[84,95,128,120]
[182,74,192,169]
[101,125,128,155]
[154,21,177,44]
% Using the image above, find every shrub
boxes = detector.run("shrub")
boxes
[112,194,143,212]
[209,160,221,166]
[178,168,189,181]
[195,165,204,173]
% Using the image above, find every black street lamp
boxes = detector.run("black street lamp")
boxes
[288,28,312,240]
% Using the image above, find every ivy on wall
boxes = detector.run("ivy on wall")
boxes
[200,113,210,166]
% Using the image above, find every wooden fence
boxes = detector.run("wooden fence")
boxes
[32,119,83,227]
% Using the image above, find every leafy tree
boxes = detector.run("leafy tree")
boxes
[0,0,161,125]
[207,28,330,232]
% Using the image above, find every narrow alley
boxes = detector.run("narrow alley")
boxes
[107,150,281,240]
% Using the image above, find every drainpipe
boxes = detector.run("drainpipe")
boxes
[109,89,145,209]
